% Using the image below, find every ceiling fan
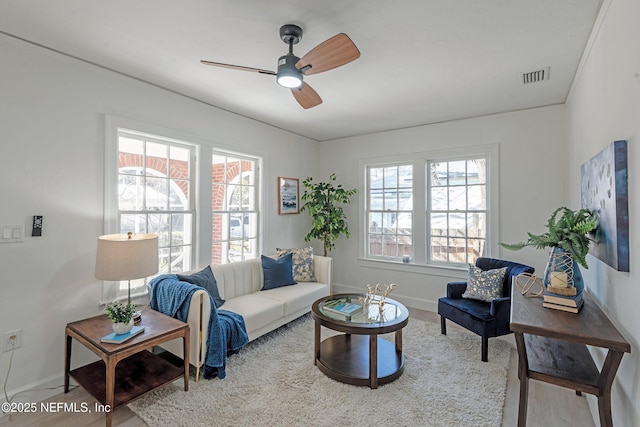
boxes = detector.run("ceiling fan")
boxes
[201,24,360,109]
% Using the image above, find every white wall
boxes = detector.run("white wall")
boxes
[0,34,317,400]
[566,0,639,425]
[317,106,569,311]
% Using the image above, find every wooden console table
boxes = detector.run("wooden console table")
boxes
[65,309,189,427]
[510,285,630,427]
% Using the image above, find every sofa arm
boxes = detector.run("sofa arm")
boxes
[313,255,333,289]
[159,289,211,375]
[446,281,467,298]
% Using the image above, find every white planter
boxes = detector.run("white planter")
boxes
[112,319,134,335]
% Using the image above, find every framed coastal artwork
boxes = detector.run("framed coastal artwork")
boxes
[278,177,299,214]
[580,140,629,272]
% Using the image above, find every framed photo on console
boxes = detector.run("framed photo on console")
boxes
[278,177,299,214]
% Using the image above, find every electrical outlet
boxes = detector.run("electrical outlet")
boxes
[3,329,22,352]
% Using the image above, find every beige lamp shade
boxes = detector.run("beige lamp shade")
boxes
[95,233,159,281]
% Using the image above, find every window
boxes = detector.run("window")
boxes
[362,145,496,269]
[117,132,195,275]
[366,164,413,259]
[427,158,487,265]
[108,130,195,302]
[104,117,263,304]
[212,152,259,264]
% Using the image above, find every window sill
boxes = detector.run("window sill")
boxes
[357,257,467,279]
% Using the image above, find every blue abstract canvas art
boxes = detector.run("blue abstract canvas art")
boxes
[580,140,629,272]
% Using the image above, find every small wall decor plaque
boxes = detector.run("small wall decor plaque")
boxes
[278,177,299,214]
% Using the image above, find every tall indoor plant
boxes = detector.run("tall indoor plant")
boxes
[301,173,357,256]
[501,206,597,291]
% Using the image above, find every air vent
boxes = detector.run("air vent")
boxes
[522,67,550,84]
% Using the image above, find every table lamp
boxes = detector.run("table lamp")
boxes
[95,232,159,322]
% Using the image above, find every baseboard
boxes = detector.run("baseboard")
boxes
[332,282,438,313]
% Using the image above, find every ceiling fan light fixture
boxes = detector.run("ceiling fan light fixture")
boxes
[277,74,302,88]
[276,54,303,88]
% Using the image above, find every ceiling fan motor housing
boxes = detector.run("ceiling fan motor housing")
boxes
[277,54,303,88]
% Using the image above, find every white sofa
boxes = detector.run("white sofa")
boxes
[160,255,332,381]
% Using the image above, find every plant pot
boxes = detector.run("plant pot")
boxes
[543,247,584,294]
[112,319,134,335]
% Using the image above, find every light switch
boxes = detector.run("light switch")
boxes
[0,225,24,243]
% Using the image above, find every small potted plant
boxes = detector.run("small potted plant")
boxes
[105,301,137,334]
[501,206,597,292]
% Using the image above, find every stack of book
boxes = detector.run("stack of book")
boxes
[542,290,584,313]
[322,299,363,320]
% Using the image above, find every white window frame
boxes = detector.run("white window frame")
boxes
[365,163,414,261]
[359,144,499,273]
[103,117,198,304]
[211,150,260,264]
[427,156,488,267]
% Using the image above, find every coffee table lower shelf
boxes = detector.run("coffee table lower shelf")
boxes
[70,350,184,409]
[316,334,404,387]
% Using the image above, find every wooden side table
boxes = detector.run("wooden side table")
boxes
[510,286,630,427]
[64,309,189,427]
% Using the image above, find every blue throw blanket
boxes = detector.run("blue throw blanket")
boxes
[149,274,249,379]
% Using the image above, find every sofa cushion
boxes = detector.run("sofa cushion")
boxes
[221,293,284,335]
[177,266,225,308]
[259,282,329,317]
[261,254,296,290]
[276,246,316,282]
[462,264,507,302]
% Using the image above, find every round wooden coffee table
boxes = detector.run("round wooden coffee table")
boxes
[311,293,409,389]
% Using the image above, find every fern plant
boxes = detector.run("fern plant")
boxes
[500,207,597,269]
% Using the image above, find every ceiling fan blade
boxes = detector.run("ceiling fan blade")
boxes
[291,82,322,109]
[295,33,360,76]
[200,60,276,75]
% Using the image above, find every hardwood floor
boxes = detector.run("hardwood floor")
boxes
[1,308,595,427]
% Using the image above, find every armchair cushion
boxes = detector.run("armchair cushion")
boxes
[462,264,507,302]
[440,297,494,321]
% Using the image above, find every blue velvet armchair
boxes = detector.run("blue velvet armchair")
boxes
[437,257,534,362]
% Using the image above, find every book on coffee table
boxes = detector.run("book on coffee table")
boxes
[322,299,363,320]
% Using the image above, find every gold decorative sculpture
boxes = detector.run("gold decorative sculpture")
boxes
[364,283,398,314]
[514,273,544,298]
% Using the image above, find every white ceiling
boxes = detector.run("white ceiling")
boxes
[0,0,602,142]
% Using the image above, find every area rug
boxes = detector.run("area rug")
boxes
[129,314,511,427]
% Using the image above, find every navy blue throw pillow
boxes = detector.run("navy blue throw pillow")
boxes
[261,253,297,290]
[177,266,225,308]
